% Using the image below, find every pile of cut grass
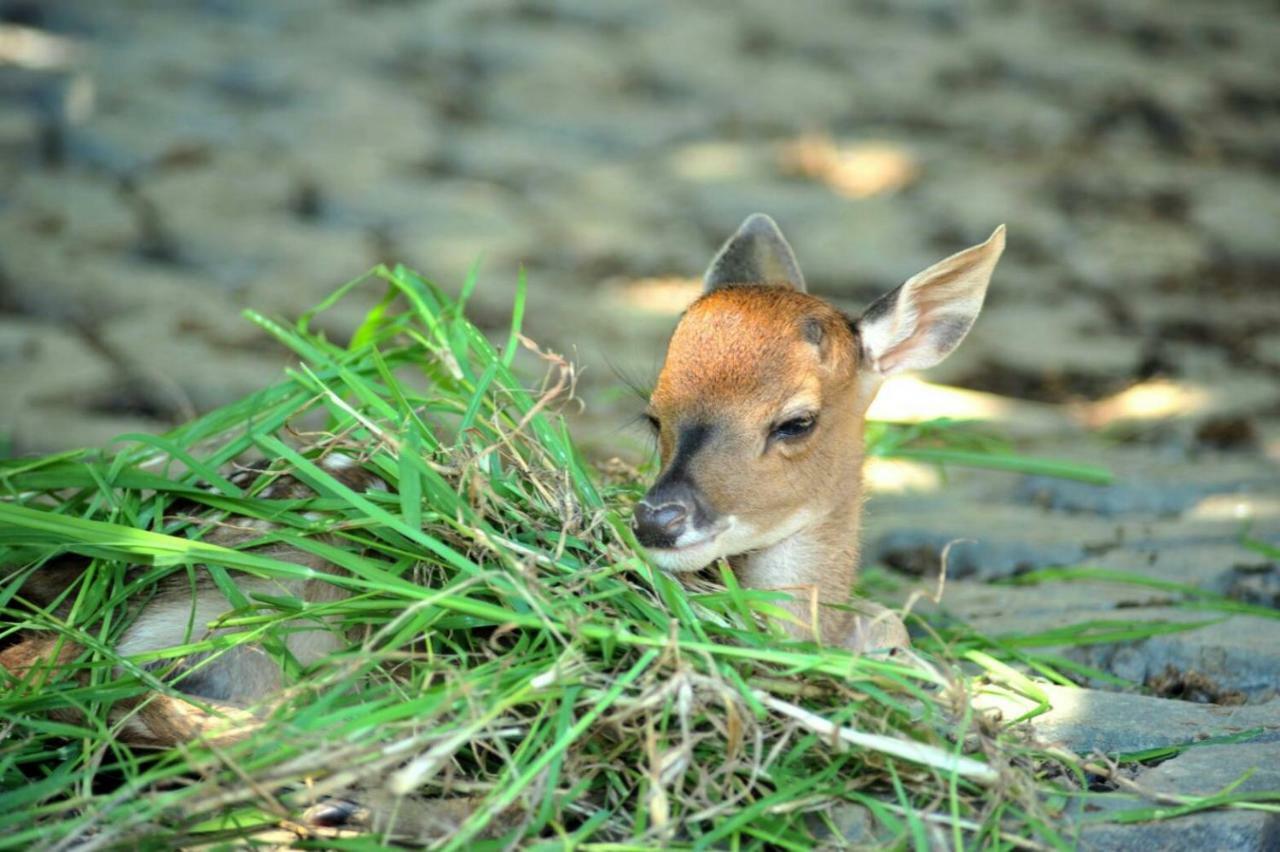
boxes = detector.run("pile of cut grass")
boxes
[0,264,1211,849]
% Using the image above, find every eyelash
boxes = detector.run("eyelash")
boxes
[644,414,814,442]
[770,414,816,443]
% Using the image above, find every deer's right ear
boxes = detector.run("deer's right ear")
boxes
[857,225,1005,376]
[704,213,807,293]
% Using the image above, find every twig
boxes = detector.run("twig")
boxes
[753,690,1000,786]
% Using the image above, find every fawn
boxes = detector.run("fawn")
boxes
[1,214,1004,744]
[633,213,1005,651]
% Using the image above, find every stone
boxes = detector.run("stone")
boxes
[0,172,137,259]
[810,803,901,848]
[1015,476,1212,518]
[1085,542,1273,591]
[1075,741,1280,849]
[1211,560,1280,609]
[1191,172,1280,265]
[1064,218,1211,292]
[1012,446,1280,518]
[904,579,1180,624]
[1079,811,1278,852]
[782,199,939,299]
[1137,742,1280,796]
[973,683,1280,755]
[929,300,1144,391]
[1256,332,1280,369]
[1069,615,1280,704]
[865,501,1127,580]
[871,527,1090,580]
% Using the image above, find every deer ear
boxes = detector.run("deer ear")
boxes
[858,225,1005,376]
[704,213,807,293]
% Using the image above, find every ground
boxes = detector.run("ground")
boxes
[1,0,1278,847]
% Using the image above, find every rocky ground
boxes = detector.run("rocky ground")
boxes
[2,0,1278,847]
[866,436,1280,849]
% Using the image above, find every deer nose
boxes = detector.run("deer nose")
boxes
[644,502,687,531]
[633,500,690,549]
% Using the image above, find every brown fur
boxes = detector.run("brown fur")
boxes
[639,215,1005,651]
[648,287,878,644]
[1,456,375,746]
[0,633,260,746]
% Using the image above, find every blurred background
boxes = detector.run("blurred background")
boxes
[1,0,1277,464]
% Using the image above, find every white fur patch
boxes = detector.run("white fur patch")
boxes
[647,516,738,573]
[322,452,357,471]
[646,507,822,575]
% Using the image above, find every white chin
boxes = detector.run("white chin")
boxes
[647,542,722,573]
[645,519,740,574]
[644,509,817,575]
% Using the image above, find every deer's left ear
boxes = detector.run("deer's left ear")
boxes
[857,225,1005,376]
[704,213,807,293]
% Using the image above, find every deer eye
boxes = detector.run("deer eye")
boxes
[770,413,816,443]
[644,413,661,433]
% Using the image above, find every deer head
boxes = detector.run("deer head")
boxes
[633,213,1005,647]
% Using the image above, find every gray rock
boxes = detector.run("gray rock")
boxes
[979,691,1280,850]
[1016,476,1213,518]
[209,62,296,107]
[871,528,1090,580]
[1088,542,1275,594]
[1211,560,1280,609]
[906,578,1176,623]
[864,499,1133,580]
[1137,742,1280,796]
[944,591,1280,701]
[811,803,903,848]
[1069,615,1280,704]
[1069,744,1280,848]
[1079,810,1278,852]
[994,707,1280,851]
[973,684,1280,755]
[1257,332,1280,369]
[1192,172,1280,265]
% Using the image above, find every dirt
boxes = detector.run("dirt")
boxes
[1146,664,1247,707]
[1213,561,1280,609]
[0,0,1277,462]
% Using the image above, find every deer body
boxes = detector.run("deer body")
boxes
[633,214,1005,651]
[0,460,368,745]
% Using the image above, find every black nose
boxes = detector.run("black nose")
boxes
[638,500,686,531]
[634,501,688,549]
[633,480,712,549]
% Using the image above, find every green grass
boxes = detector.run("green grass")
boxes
[865,419,1112,485]
[0,264,1272,849]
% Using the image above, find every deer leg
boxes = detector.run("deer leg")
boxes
[844,600,911,654]
[2,633,262,748]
